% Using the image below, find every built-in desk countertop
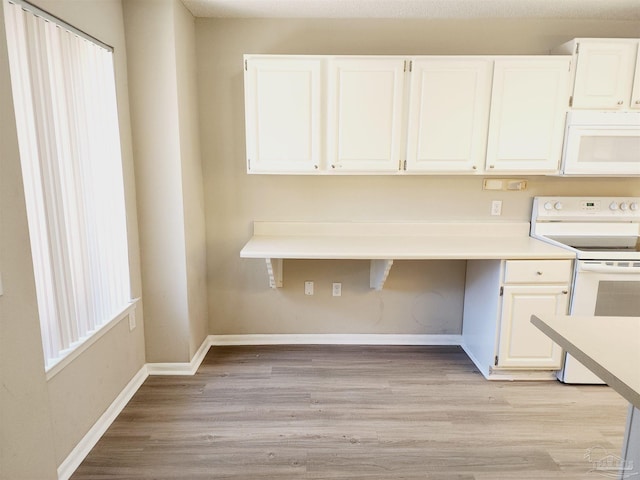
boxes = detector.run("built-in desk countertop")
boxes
[240,222,574,289]
[531,315,640,479]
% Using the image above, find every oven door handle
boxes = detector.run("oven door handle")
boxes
[579,263,640,274]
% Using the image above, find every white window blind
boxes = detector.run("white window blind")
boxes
[3,0,131,370]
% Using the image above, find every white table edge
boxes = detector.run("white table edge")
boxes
[530,315,640,409]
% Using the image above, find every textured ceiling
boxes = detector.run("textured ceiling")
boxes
[181,0,640,20]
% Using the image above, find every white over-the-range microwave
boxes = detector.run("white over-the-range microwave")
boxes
[561,110,640,176]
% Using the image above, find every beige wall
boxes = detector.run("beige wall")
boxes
[123,0,208,362]
[0,0,145,476]
[174,0,209,359]
[195,18,640,336]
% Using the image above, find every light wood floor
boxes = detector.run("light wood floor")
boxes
[72,345,628,479]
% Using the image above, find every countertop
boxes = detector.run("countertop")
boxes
[531,315,640,408]
[240,221,575,260]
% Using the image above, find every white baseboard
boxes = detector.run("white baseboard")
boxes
[57,365,149,480]
[146,336,212,375]
[209,333,463,346]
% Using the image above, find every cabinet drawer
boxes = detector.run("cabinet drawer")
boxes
[504,260,572,284]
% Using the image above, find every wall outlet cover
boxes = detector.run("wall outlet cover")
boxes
[304,281,314,295]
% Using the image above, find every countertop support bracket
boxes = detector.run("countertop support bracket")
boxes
[370,259,394,290]
[265,258,283,288]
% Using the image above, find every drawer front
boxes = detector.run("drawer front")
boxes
[504,260,572,284]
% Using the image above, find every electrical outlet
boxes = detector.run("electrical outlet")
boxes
[128,311,136,331]
[332,282,342,297]
[491,200,502,216]
[304,281,314,295]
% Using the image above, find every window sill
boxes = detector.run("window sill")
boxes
[45,298,140,381]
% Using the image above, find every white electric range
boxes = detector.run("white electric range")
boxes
[531,196,640,384]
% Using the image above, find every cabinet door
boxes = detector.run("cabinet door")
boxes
[244,57,322,173]
[497,285,568,369]
[572,40,638,109]
[327,58,405,172]
[631,49,640,110]
[406,59,492,172]
[486,58,570,173]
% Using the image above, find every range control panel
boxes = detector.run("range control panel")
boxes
[533,197,640,221]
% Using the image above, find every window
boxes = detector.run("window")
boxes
[3,0,132,371]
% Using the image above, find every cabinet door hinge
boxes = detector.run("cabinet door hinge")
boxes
[403,160,407,171]
[575,43,579,54]
[245,59,248,71]
[409,60,412,72]
[399,159,402,170]
[494,355,499,366]
[247,158,251,170]
[499,286,504,296]
[569,95,573,107]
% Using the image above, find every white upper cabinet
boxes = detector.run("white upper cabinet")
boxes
[406,58,492,173]
[244,56,322,173]
[554,39,639,110]
[485,58,571,173]
[327,58,406,172]
[243,54,583,175]
[632,46,640,110]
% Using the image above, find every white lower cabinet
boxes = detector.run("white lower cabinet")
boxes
[496,285,567,369]
[462,259,572,380]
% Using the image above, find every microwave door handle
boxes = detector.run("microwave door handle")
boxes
[579,263,640,274]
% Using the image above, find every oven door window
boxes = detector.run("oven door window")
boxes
[594,281,640,317]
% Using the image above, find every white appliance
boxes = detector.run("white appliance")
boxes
[562,111,640,175]
[531,196,640,384]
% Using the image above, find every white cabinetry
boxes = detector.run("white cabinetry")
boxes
[485,58,571,173]
[554,39,640,110]
[406,58,492,172]
[244,57,322,173]
[633,51,640,110]
[462,259,572,380]
[244,54,571,175]
[327,58,406,172]
[497,285,567,369]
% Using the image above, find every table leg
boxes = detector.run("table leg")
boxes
[620,405,639,480]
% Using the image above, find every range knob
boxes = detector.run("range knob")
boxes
[554,202,563,210]
[620,202,629,211]
[544,202,554,211]
[631,202,639,211]
[610,201,619,211]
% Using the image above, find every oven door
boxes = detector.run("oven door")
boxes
[562,126,640,176]
[559,260,640,383]
[571,260,640,316]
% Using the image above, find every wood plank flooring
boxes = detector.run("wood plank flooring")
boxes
[72,345,629,479]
